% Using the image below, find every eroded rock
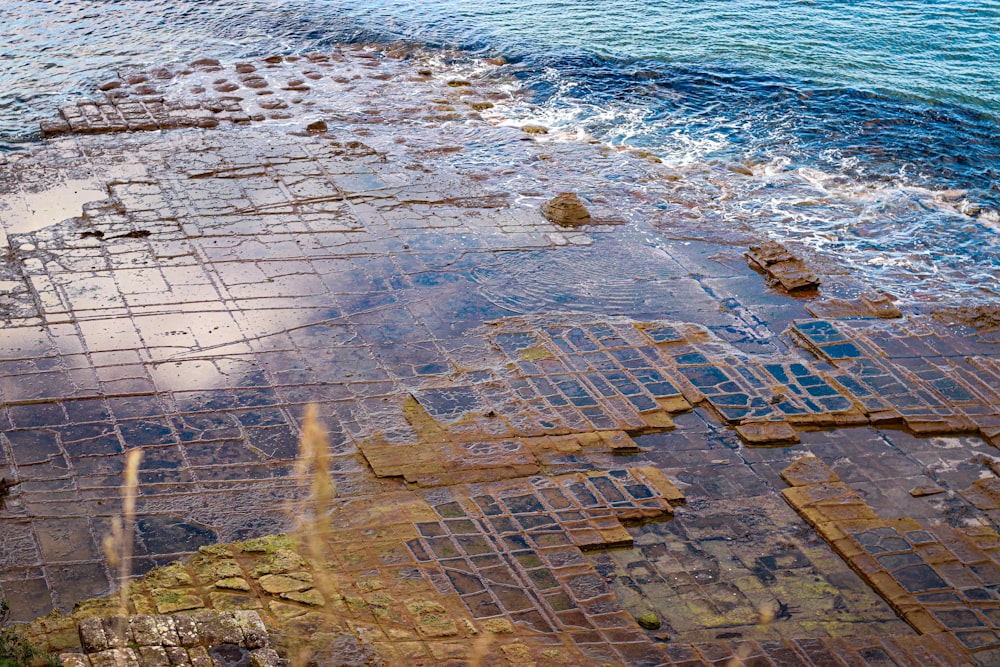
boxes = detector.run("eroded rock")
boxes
[542,192,591,227]
[745,240,820,293]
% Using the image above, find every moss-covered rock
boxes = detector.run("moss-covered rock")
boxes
[636,612,661,630]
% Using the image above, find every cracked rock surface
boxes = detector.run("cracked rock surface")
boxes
[3,47,1000,666]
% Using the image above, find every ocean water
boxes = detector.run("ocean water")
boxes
[3,0,1000,299]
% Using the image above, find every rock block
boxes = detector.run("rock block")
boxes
[735,420,799,445]
[780,456,840,487]
[542,193,591,227]
[60,653,92,667]
[745,240,820,292]
[77,617,109,653]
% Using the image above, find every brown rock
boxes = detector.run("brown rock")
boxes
[909,484,946,498]
[189,647,212,667]
[932,304,1000,331]
[137,646,169,667]
[735,420,799,445]
[279,589,325,606]
[215,577,251,591]
[39,119,71,137]
[231,611,269,650]
[964,477,1000,511]
[780,456,840,487]
[726,162,753,176]
[522,123,549,135]
[164,647,188,665]
[542,193,591,227]
[306,120,328,133]
[257,573,313,594]
[126,615,161,646]
[189,58,222,69]
[745,241,820,293]
[807,292,902,319]
[248,648,283,667]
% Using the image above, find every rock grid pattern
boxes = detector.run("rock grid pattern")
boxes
[3,46,1000,666]
[784,457,1000,665]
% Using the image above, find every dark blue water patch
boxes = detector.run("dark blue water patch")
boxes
[512,54,1000,209]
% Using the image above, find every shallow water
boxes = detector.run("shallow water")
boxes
[3,0,1000,300]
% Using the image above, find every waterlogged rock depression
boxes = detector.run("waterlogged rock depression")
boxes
[3,46,1000,666]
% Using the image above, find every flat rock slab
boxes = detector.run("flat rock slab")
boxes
[4,46,1000,667]
[735,420,800,445]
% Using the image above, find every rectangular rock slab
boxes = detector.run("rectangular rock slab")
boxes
[735,420,799,445]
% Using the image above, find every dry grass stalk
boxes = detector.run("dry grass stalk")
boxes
[289,405,337,667]
[120,449,143,613]
[723,602,777,667]
[101,448,142,647]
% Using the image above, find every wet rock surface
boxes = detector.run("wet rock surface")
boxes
[2,46,1000,666]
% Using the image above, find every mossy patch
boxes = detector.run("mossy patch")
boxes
[517,345,553,361]
[150,588,204,614]
[636,612,661,630]
[237,534,298,555]
[258,573,314,595]
[406,600,458,638]
[208,592,262,612]
[249,549,307,578]
[214,577,251,592]
[483,618,514,634]
[144,563,194,589]
[279,590,325,607]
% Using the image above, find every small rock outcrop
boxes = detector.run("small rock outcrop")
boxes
[806,292,901,319]
[522,124,549,135]
[745,240,820,293]
[61,611,283,667]
[542,192,592,227]
[636,612,661,630]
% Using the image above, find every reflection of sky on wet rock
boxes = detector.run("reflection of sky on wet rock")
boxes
[0,51,810,619]
[0,52,628,620]
[5,51,1000,667]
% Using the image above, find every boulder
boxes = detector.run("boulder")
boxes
[543,193,591,227]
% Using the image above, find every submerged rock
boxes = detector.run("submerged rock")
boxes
[543,192,592,227]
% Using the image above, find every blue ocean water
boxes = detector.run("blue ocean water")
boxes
[3,0,1000,297]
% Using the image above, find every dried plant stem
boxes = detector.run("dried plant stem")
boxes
[289,405,337,667]
[119,448,143,616]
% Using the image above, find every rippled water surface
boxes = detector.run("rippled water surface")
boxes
[4,0,1000,299]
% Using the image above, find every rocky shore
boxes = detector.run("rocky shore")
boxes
[2,46,1000,666]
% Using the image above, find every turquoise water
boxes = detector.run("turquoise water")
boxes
[3,0,998,197]
[3,0,1000,297]
[349,0,1000,112]
[4,1,998,125]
